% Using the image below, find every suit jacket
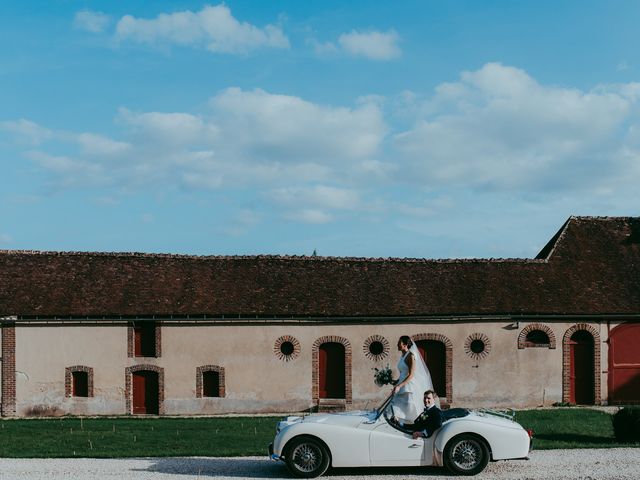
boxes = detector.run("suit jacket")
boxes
[406,406,443,438]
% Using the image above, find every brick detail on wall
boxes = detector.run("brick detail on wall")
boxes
[562,323,601,404]
[125,364,165,415]
[274,335,301,362]
[518,323,557,349]
[312,335,352,407]
[362,334,390,362]
[412,332,454,404]
[1,322,16,417]
[65,365,94,397]
[196,365,226,398]
[127,321,161,358]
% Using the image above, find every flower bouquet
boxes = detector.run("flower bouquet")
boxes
[373,365,395,387]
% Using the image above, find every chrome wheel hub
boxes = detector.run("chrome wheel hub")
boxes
[452,439,481,470]
[292,444,321,472]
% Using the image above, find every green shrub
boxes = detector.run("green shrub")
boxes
[612,407,640,442]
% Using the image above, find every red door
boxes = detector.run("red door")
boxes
[569,331,595,405]
[609,323,640,404]
[132,371,159,414]
[416,340,446,398]
[319,343,345,398]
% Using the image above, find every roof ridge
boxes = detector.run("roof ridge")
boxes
[0,249,548,264]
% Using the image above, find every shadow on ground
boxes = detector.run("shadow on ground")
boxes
[139,457,452,478]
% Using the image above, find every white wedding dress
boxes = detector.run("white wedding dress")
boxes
[393,344,434,423]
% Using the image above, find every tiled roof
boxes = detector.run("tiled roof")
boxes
[1,216,639,318]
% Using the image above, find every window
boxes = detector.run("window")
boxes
[65,366,93,398]
[133,321,157,357]
[526,330,551,347]
[72,371,89,397]
[202,371,220,397]
[196,365,225,398]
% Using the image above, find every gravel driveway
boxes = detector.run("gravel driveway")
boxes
[1,449,639,479]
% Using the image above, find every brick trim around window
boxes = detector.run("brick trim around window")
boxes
[518,323,557,349]
[1,321,16,417]
[312,335,352,408]
[196,365,226,398]
[127,321,161,358]
[412,332,454,404]
[562,323,601,404]
[65,365,94,397]
[125,364,165,415]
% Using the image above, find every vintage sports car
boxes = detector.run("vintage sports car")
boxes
[269,393,532,477]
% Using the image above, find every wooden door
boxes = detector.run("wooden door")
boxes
[132,371,159,414]
[609,323,640,404]
[416,340,446,398]
[319,342,345,399]
[569,331,594,405]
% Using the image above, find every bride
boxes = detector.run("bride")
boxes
[392,335,434,422]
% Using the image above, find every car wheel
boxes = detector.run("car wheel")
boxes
[443,434,489,476]
[284,436,331,478]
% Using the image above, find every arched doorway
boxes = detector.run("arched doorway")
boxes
[415,340,446,398]
[569,331,595,405]
[132,370,159,414]
[319,342,345,399]
[608,323,640,404]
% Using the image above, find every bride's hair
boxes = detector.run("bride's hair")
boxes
[398,335,413,348]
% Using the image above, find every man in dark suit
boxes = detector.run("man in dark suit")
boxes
[404,390,443,439]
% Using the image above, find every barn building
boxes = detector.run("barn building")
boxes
[1,216,639,417]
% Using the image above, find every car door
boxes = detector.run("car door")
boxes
[369,420,435,466]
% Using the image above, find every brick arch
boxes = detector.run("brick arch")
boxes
[562,324,601,404]
[196,365,226,398]
[518,323,557,349]
[65,365,94,397]
[312,336,352,407]
[412,333,453,403]
[125,364,165,415]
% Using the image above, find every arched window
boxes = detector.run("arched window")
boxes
[65,366,94,398]
[526,330,550,347]
[518,324,556,349]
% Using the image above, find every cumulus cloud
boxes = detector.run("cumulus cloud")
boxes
[210,88,385,161]
[7,64,640,228]
[394,62,638,191]
[115,4,289,54]
[74,10,111,33]
[337,30,401,60]
[1,119,52,145]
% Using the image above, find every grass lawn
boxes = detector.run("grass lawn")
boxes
[0,409,637,457]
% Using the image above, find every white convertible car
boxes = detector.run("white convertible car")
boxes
[269,394,532,477]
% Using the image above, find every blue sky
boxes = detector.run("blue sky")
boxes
[1,1,639,258]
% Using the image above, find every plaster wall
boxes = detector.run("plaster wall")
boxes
[13,320,609,416]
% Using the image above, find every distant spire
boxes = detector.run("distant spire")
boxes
[312,249,317,257]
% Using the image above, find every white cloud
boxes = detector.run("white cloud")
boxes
[74,10,111,33]
[1,119,52,145]
[337,29,401,60]
[115,4,289,54]
[210,88,385,161]
[0,233,12,245]
[394,62,637,191]
[285,209,333,224]
[270,185,360,210]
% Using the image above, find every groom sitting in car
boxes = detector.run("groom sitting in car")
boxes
[394,390,443,439]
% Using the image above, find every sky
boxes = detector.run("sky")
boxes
[1,1,639,259]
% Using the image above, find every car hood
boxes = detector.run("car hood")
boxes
[279,410,372,430]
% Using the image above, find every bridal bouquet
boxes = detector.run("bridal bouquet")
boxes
[373,365,394,387]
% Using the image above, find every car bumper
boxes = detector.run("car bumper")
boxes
[268,443,280,461]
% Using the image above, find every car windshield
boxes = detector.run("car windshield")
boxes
[374,392,395,419]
